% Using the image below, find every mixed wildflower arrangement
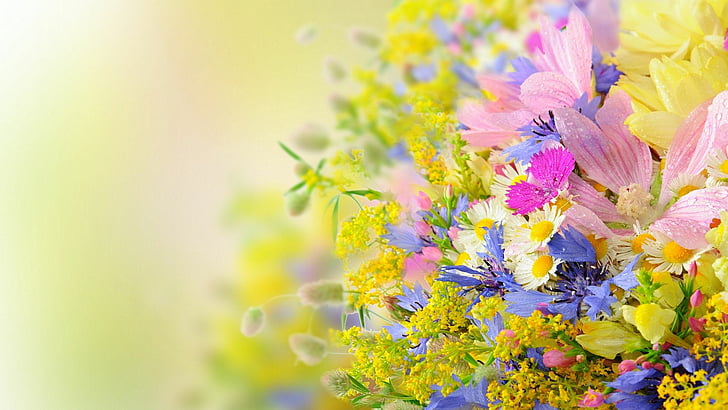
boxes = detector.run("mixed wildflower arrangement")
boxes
[247,0,728,408]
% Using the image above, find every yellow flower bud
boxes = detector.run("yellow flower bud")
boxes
[576,321,642,359]
[622,303,676,344]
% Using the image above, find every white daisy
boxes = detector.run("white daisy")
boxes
[642,231,700,275]
[506,204,565,254]
[513,251,562,290]
[454,199,510,257]
[667,172,707,199]
[491,161,528,202]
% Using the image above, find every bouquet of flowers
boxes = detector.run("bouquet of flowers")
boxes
[248,0,728,408]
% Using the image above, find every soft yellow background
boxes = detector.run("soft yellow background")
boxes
[0,1,390,408]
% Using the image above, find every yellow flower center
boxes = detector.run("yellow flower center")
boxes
[553,197,572,212]
[530,221,555,242]
[510,175,527,185]
[475,218,495,241]
[720,160,728,174]
[677,185,699,197]
[663,241,693,264]
[455,252,471,265]
[532,255,554,278]
[631,233,654,253]
[586,234,608,260]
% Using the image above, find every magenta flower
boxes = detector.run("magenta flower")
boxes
[506,146,574,215]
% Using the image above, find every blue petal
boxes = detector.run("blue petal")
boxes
[547,226,596,263]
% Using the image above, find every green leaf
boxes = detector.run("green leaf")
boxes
[286,180,306,193]
[347,375,370,394]
[279,141,302,161]
[331,195,341,241]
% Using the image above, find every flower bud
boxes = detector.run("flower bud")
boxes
[320,369,351,397]
[240,306,265,337]
[690,289,704,308]
[382,401,421,410]
[421,246,443,261]
[578,389,605,407]
[543,349,577,368]
[286,191,310,216]
[416,191,432,210]
[289,333,327,365]
[292,123,330,151]
[348,27,381,48]
[618,359,636,374]
[323,56,347,83]
[689,317,706,332]
[295,23,317,44]
[297,280,344,307]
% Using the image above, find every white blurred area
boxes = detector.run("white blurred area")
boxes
[0,1,388,408]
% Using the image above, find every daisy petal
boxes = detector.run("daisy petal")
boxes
[652,186,728,249]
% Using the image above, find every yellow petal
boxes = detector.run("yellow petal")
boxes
[626,110,684,149]
[576,321,643,359]
[633,303,676,344]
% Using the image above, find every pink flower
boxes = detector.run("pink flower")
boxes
[506,146,574,214]
[543,349,577,368]
[690,289,704,308]
[578,389,605,407]
[689,317,706,332]
[421,246,443,262]
[618,360,637,374]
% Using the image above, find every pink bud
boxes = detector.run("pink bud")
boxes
[444,185,454,199]
[543,349,577,368]
[500,329,515,338]
[414,220,431,236]
[689,317,706,332]
[653,363,665,372]
[448,226,460,240]
[447,42,462,55]
[460,3,475,20]
[618,360,636,374]
[690,289,704,308]
[578,389,605,408]
[688,261,698,278]
[421,246,443,261]
[416,191,432,210]
[642,362,653,370]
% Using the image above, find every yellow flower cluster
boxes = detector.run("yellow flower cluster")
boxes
[691,294,728,365]
[335,202,401,261]
[336,327,412,395]
[486,358,614,409]
[407,281,472,339]
[403,336,474,402]
[345,246,405,308]
[492,312,573,361]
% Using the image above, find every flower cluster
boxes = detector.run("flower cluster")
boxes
[272,0,728,408]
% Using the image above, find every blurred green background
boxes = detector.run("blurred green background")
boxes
[0,1,390,408]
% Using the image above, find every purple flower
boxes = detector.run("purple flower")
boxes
[503,112,561,164]
[397,283,429,312]
[547,226,597,263]
[584,281,617,320]
[382,223,426,253]
[506,146,574,215]
[610,254,642,290]
[507,56,537,85]
[594,62,623,94]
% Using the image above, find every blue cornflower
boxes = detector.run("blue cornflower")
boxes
[584,281,617,320]
[504,262,612,321]
[430,16,456,44]
[572,92,600,121]
[605,367,664,410]
[452,62,478,88]
[611,254,642,290]
[412,63,437,83]
[662,347,724,376]
[547,226,596,263]
[382,223,426,253]
[426,376,489,410]
[438,263,513,311]
[503,111,561,164]
[507,56,537,85]
[397,282,429,312]
[594,62,623,94]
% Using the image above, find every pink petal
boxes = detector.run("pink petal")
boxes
[659,99,711,206]
[532,8,593,98]
[529,146,574,189]
[652,186,728,249]
[585,0,619,53]
[506,181,554,215]
[476,74,524,111]
[564,203,615,239]
[568,174,626,223]
[556,108,648,193]
[595,90,653,191]
[458,103,533,148]
[520,72,581,113]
